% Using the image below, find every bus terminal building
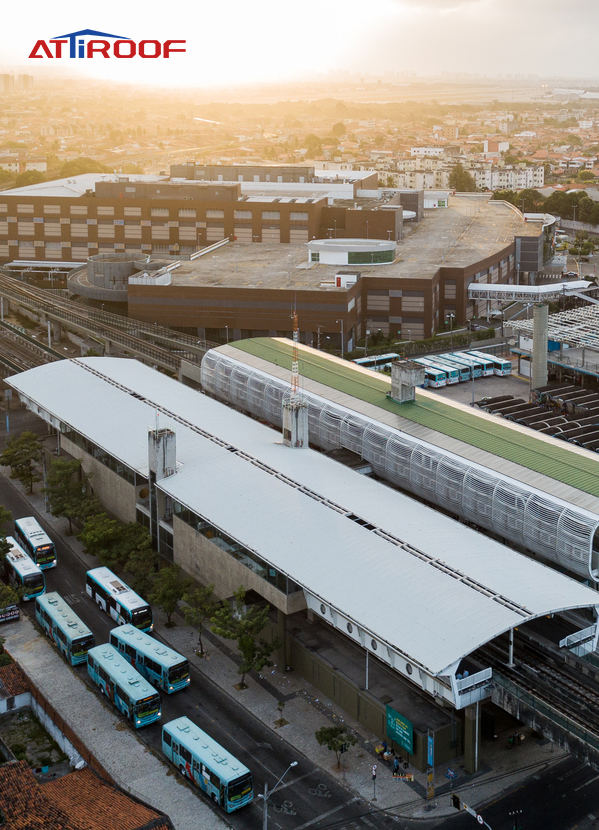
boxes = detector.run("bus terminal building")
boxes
[7,354,599,774]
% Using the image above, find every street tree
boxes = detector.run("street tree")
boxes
[0,431,43,493]
[315,726,358,768]
[78,512,122,565]
[149,565,192,626]
[211,586,281,687]
[0,505,12,567]
[0,632,14,667]
[15,170,45,188]
[44,458,98,533]
[182,583,215,656]
[125,542,159,598]
[331,122,346,137]
[448,163,477,192]
[0,581,22,614]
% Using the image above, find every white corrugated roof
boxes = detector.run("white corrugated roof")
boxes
[8,357,599,676]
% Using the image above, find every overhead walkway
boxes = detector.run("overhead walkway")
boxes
[468,280,594,302]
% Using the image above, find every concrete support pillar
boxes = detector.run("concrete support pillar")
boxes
[276,607,287,672]
[103,339,112,355]
[532,303,548,391]
[463,702,481,774]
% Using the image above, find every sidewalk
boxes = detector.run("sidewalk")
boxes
[1,467,570,822]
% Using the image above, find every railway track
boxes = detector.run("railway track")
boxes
[476,635,599,739]
[0,329,53,373]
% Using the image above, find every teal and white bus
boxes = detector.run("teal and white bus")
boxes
[35,592,95,665]
[162,716,253,812]
[109,625,190,693]
[5,538,45,601]
[352,353,400,372]
[429,355,471,382]
[86,567,153,632]
[450,351,494,377]
[413,358,450,386]
[467,350,512,376]
[87,644,161,728]
[446,352,482,378]
[14,516,57,570]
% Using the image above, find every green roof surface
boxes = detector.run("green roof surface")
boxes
[231,338,599,499]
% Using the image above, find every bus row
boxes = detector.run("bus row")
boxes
[33,589,252,812]
[352,350,511,387]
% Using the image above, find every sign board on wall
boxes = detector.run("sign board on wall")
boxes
[385,705,414,754]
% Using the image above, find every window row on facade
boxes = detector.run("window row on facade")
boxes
[173,501,302,595]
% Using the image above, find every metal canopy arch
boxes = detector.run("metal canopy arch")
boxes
[201,349,599,579]
[512,305,599,350]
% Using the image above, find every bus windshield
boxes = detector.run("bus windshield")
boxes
[24,573,44,592]
[131,606,153,629]
[228,773,253,802]
[168,661,190,685]
[36,544,56,565]
[135,695,161,721]
[71,635,95,658]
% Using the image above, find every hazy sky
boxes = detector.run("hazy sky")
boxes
[2,0,599,88]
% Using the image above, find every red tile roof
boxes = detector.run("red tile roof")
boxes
[42,767,173,830]
[0,762,173,830]
[0,663,30,697]
[0,761,72,829]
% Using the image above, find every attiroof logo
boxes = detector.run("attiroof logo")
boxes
[29,29,185,59]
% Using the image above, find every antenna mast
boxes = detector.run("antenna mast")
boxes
[291,312,299,402]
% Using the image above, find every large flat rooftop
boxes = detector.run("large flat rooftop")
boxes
[168,196,539,290]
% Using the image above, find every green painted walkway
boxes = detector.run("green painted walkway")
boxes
[231,338,599,498]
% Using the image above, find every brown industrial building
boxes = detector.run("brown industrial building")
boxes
[0,172,542,342]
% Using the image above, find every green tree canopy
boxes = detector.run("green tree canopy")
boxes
[0,431,43,493]
[331,122,346,137]
[315,725,358,768]
[578,170,596,182]
[183,584,215,655]
[149,565,192,625]
[211,586,280,687]
[15,170,45,188]
[44,458,98,533]
[124,542,159,598]
[59,157,112,178]
[448,163,477,192]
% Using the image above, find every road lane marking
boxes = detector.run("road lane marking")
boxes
[294,797,360,830]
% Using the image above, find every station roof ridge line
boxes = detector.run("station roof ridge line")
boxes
[7,357,599,684]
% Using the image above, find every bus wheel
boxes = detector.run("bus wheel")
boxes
[180,765,186,778]
[211,793,218,804]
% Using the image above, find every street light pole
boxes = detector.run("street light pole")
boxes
[446,313,455,350]
[260,761,298,830]
[336,319,344,360]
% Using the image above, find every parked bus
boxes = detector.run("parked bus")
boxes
[35,592,95,665]
[14,516,57,570]
[412,360,446,387]
[162,716,253,812]
[429,355,471,382]
[446,352,482,378]
[449,351,494,377]
[109,625,190,693]
[5,538,45,601]
[86,568,153,632]
[351,353,400,372]
[466,350,512,376]
[414,357,457,384]
[87,644,161,728]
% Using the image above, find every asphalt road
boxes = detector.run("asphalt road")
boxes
[0,472,403,830]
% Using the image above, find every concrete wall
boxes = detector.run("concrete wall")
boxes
[281,628,462,772]
[59,438,137,524]
[173,516,307,616]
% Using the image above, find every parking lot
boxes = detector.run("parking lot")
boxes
[425,366,533,405]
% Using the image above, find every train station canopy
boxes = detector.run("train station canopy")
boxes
[7,357,599,680]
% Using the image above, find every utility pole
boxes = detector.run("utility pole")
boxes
[336,319,344,360]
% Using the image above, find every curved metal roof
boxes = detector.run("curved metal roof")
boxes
[7,357,599,678]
